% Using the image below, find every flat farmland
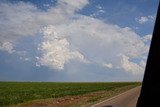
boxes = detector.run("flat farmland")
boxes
[0,82,141,107]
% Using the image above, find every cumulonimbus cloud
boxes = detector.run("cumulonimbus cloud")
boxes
[37,25,88,70]
[0,0,151,74]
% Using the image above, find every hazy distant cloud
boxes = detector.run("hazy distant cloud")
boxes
[58,0,89,11]
[139,60,146,68]
[103,63,113,69]
[96,5,102,9]
[90,5,105,17]
[121,55,144,75]
[0,42,15,53]
[136,15,155,24]
[142,34,152,42]
[20,57,31,61]
[136,16,149,24]
[0,2,39,42]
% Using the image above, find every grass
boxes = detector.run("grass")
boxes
[87,96,103,103]
[0,82,141,106]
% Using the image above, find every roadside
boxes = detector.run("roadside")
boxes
[10,85,140,107]
[91,86,141,107]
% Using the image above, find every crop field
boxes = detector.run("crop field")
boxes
[0,82,141,106]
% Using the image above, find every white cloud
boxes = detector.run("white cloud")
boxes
[137,16,149,24]
[99,10,105,13]
[0,0,89,53]
[36,16,149,72]
[142,34,152,42]
[148,15,155,20]
[120,55,144,75]
[103,63,113,69]
[58,0,89,11]
[136,15,155,24]
[68,18,148,58]
[96,5,102,9]
[139,60,146,68]
[0,42,15,53]
[90,5,105,17]
[37,25,88,70]
[0,0,150,75]
[20,56,31,61]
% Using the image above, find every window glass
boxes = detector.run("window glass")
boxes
[0,0,159,82]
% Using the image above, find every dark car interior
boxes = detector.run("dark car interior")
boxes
[136,1,160,107]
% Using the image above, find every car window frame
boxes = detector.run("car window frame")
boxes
[136,1,160,107]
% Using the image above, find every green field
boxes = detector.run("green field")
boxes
[0,82,141,106]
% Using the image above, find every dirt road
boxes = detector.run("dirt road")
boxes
[91,86,141,107]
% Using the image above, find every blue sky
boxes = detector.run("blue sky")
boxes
[0,0,159,82]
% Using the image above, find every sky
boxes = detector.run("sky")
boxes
[0,0,159,82]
